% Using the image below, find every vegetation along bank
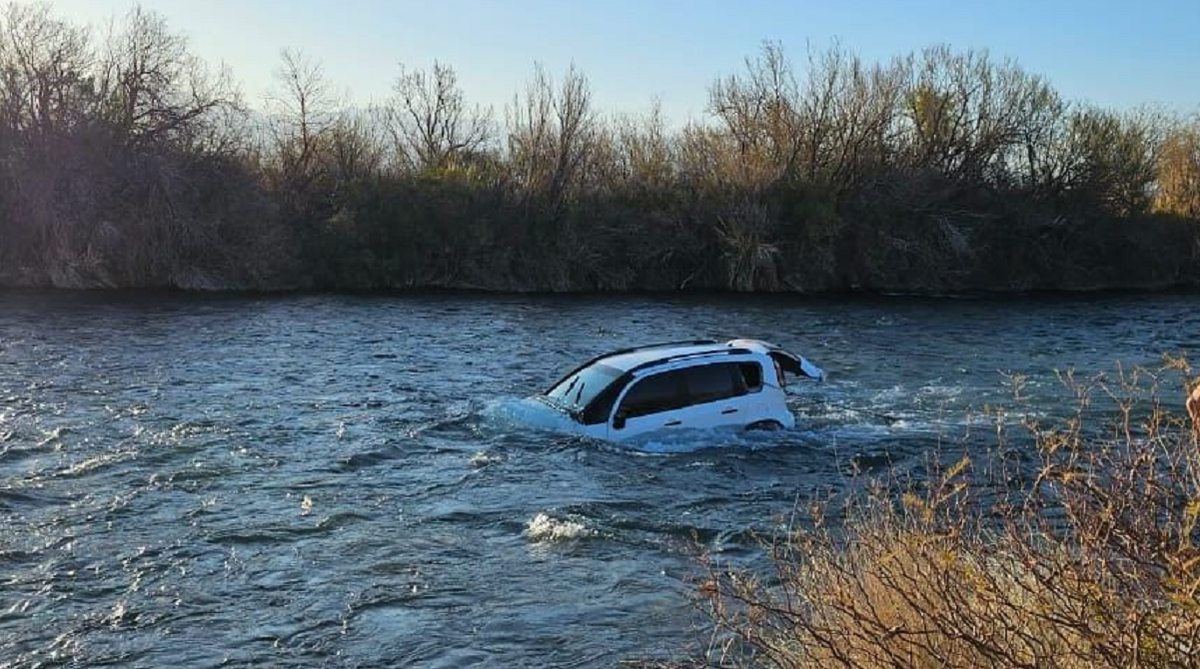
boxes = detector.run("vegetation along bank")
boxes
[1,4,1199,293]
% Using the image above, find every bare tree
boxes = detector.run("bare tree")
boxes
[98,5,237,147]
[387,61,491,172]
[1155,119,1200,218]
[0,2,93,139]
[675,120,743,190]
[707,42,908,191]
[549,64,595,202]
[708,41,802,184]
[266,48,335,195]
[1055,106,1166,215]
[327,111,384,186]
[0,3,100,267]
[898,46,1059,184]
[612,100,674,189]
[798,44,906,187]
[1005,75,1066,192]
[506,63,596,210]
[507,63,553,194]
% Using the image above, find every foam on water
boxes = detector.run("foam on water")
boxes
[618,425,792,454]
[59,448,138,478]
[468,450,500,467]
[525,512,594,543]
[485,392,904,454]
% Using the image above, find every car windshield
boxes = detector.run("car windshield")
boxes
[545,363,623,413]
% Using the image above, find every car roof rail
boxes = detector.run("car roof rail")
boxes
[573,339,720,370]
[544,340,722,393]
[603,339,719,357]
[628,347,753,374]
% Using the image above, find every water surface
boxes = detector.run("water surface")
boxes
[1,291,1196,667]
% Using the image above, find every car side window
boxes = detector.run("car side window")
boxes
[618,370,687,418]
[739,362,763,392]
[581,375,629,424]
[681,363,747,406]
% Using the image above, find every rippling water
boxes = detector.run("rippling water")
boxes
[1,291,1197,667]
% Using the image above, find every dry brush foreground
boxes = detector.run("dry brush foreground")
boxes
[683,362,1200,669]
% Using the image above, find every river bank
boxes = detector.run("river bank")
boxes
[3,207,1197,294]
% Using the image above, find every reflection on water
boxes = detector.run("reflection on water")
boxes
[0,290,1196,666]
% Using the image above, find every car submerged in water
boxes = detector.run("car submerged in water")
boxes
[533,339,824,441]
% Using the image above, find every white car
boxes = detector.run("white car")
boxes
[534,339,824,441]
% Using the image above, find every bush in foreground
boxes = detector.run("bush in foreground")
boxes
[690,363,1200,668]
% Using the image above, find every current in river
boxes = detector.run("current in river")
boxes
[1,291,1197,667]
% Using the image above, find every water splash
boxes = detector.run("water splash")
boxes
[481,397,577,434]
[468,451,499,467]
[525,512,594,543]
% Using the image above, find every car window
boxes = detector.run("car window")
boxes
[546,363,622,412]
[682,363,746,405]
[618,370,687,418]
[580,375,628,425]
[739,362,762,391]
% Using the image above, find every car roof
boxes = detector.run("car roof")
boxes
[597,340,766,373]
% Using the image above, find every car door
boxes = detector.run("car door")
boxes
[609,368,689,438]
[610,363,752,438]
[672,363,755,430]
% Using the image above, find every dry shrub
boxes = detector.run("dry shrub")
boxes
[715,201,781,292]
[695,360,1200,668]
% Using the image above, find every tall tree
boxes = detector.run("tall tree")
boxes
[506,63,596,212]
[266,48,335,200]
[387,61,491,172]
[1155,121,1200,218]
[98,5,237,147]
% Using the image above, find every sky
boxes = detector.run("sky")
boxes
[45,0,1200,123]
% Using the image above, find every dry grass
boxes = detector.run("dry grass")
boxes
[691,360,1200,669]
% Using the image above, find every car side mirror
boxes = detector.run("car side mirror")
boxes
[613,412,627,430]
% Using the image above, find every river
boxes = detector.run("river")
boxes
[1,291,1197,667]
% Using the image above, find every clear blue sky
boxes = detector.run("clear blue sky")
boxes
[47,0,1200,122]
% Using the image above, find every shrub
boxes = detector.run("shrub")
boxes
[692,362,1200,668]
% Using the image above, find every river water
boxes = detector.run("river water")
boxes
[1,291,1197,667]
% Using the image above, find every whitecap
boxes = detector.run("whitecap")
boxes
[108,600,128,628]
[525,512,592,543]
[60,449,137,477]
[37,426,70,448]
[468,451,499,467]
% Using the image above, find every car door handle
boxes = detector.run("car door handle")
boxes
[663,419,682,427]
[720,408,739,415]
